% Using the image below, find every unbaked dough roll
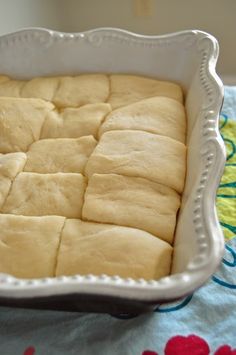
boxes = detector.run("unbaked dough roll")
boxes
[82,173,180,243]
[2,172,86,218]
[108,74,183,109]
[99,96,186,143]
[24,136,97,174]
[21,76,60,101]
[0,75,10,84]
[0,74,110,108]
[0,97,54,153]
[53,74,110,107]
[0,75,24,97]
[41,103,111,139]
[85,130,186,193]
[56,219,173,280]
[0,153,27,209]
[0,214,65,278]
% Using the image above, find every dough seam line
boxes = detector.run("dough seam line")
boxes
[0,156,27,212]
[53,216,67,277]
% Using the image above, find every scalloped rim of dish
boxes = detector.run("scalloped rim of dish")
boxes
[0,28,225,302]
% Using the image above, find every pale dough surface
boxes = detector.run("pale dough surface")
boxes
[0,97,54,153]
[108,74,183,108]
[99,96,186,143]
[0,74,110,108]
[85,130,186,193]
[53,74,110,108]
[83,173,180,243]
[25,136,97,173]
[0,73,186,280]
[2,172,86,218]
[0,152,27,209]
[21,76,60,102]
[0,214,65,278]
[0,76,24,97]
[56,219,173,280]
[0,76,10,84]
[41,103,111,139]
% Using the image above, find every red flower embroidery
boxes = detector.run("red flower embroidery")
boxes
[164,335,210,355]
[142,334,236,355]
[214,345,236,355]
[23,346,36,355]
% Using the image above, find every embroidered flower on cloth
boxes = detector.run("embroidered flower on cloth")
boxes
[214,345,236,355]
[23,346,36,355]
[142,334,236,355]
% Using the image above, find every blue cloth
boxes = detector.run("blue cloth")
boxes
[0,87,236,355]
[223,86,236,120]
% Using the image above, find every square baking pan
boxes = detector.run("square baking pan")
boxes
[0,28,225,314]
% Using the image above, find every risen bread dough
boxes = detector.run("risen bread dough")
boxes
[0,73,186,281]
[0,153,27,209]
[21,76,60,102]
[0,74,110,107]
[2,172,86,218]
[41,103,111,139]
[83,174,180,243]
[25,136,97,173]
[56,219,173,280]
[0,76,24,97]
[0,214,65,278]
[0,97,54,153]
[85,130,186,193]
[108,74,183,108]
[0,75,10,84]
[99,97,186,143]
[53,74,110,107]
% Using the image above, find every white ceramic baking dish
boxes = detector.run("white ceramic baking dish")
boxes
[0,28,225,314]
